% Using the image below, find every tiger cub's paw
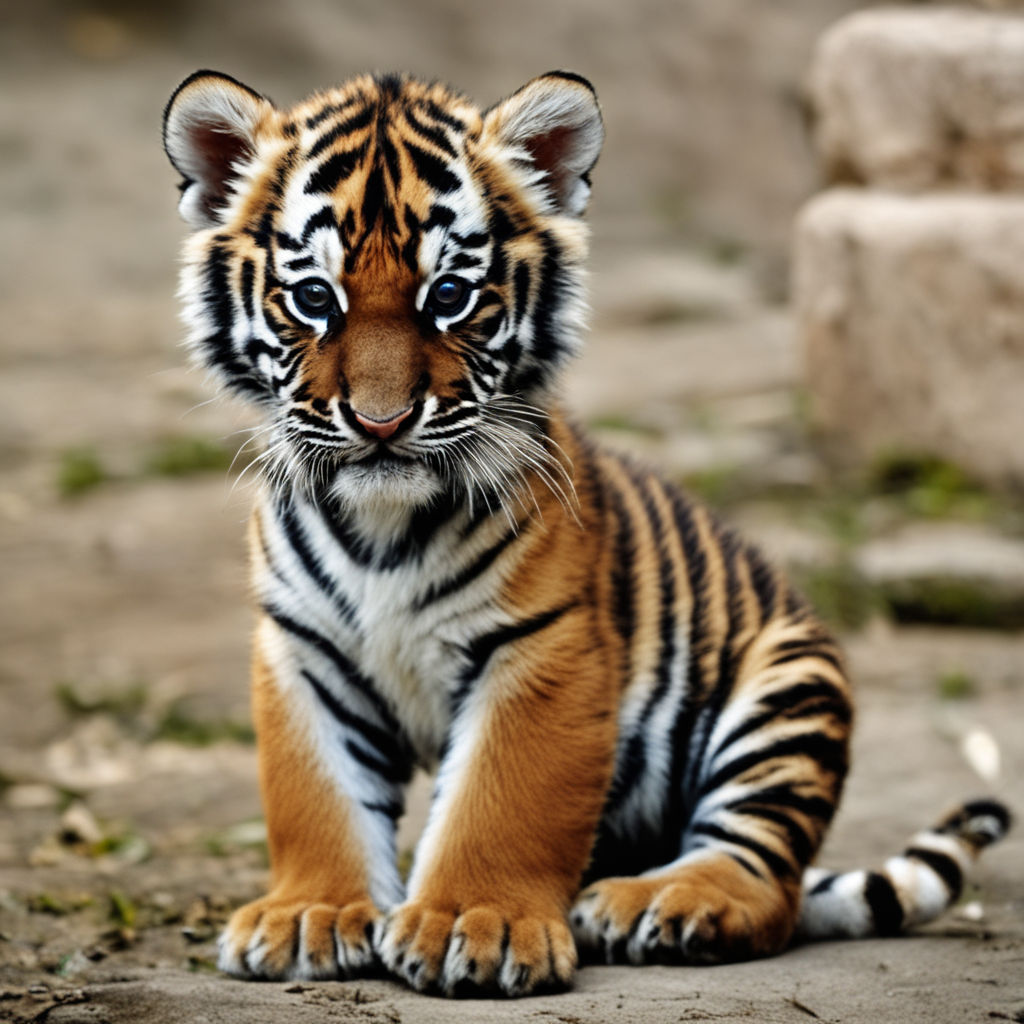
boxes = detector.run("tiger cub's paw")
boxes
[571,874,785,965]
[218,895,380,980]
[375,900,577,997]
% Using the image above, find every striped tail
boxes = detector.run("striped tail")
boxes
[797,799,1011,940]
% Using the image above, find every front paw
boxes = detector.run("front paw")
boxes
[375,900,576,996]
[218,895,380,980]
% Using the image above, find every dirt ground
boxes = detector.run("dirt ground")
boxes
[1,3,1022,1022]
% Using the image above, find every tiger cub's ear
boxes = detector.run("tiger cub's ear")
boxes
[483,71,604,218]
[163,70,274,230]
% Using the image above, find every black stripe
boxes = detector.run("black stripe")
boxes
[305,146,367,195]
[697,732,848,801]
[289,406,334,431]
[637,480,678,724]
[414,527,517,609]
[404,106,458,157]
[727,785,836,826]
[307,105,374,159]
[680,520,747,809]
[768,641,844,674]
[318,506,376,569]
[301,206,338,243]
[734,805,815,864]
[276,502,357,626]
[200,245,268,398]
[808,872,837,896]
[448,251,482,271]
[424,203,456,230]
[404,140,460,194]
[453,604,573,713]
[240,258,256,320]
[690,821,795,880]
[301,670,411,779]
[865,872,904,935]
[713,677,851,756]
[306,96,361,130]
[359,164,388,238]
[746,546,777,623]
[452,230,489,249]
[264,606,399,731]
[904,846,963,901]
[528,232,567,365]
[362,799,403,819]
[607,480,636,667]
[275,230,303,252]
[346,738,410,785]
[424,99,466,133]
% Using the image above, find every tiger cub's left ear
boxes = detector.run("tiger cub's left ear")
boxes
[163,70,275,230]
[483,71,604,218]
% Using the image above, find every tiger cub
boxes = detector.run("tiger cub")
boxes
[162,70,1010,996]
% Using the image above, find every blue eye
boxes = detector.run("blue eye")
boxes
[427,276,471,317]
[293,279,336,319]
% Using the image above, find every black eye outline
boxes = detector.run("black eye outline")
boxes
[425,275,473,319]
[291,278,338,320]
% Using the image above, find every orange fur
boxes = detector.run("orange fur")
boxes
[218,624,380,978]
[578,854,800,964]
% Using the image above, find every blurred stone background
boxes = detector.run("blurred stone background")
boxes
[1,3,1022,1022]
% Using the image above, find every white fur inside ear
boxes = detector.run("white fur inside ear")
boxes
[486,74,604,217]
[164,74,271,229]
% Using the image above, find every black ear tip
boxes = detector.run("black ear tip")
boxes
[539,70,598,97]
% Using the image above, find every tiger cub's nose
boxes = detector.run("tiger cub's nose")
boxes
[351,405,415,440]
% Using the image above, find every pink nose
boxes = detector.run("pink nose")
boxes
[353,405,414,440]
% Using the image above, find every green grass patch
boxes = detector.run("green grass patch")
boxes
[397,847,415,882]
[636,300,725,327]
[108,890,137,929]
[57,446,108,498]
[142,435,234,477]
[867,452,994,520]
[706,236,746,267]
[682,464,747,508]
[28,892,93,916]
[153,702,255,747]
[882,578,1024,631]
[203,820,268,862]
[588,414,663,439]
[937,669,976,701]
[55,680,147,722]
[794,561,881,632]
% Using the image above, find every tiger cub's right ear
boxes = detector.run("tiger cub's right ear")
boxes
[163,70,274,230]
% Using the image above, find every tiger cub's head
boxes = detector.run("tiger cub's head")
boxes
[163,71,603,511]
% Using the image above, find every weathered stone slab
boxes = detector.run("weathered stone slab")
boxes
[809,7,1024,190]
[793,188,1024,488]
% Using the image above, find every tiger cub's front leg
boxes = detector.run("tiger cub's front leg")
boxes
[219,615,409,980]
[376,609,618,997]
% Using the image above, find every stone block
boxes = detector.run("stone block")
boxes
[793,188,1024,488]
[809,7,1024,190]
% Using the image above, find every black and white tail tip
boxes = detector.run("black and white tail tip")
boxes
[797,799,1012,940]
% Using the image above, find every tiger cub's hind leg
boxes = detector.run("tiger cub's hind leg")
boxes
[573,615,851,965]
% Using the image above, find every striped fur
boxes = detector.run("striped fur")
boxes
[163,70,1011,996]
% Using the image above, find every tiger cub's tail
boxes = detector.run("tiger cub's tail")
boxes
[797,799,1011,940]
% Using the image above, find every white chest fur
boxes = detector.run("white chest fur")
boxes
[255,489,519,766]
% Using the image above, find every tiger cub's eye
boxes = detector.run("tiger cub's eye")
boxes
[427,276,471,317]
[293,279,336,318]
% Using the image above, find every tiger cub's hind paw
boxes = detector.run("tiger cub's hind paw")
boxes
[571,869,795,966]
[218,896,380,980]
